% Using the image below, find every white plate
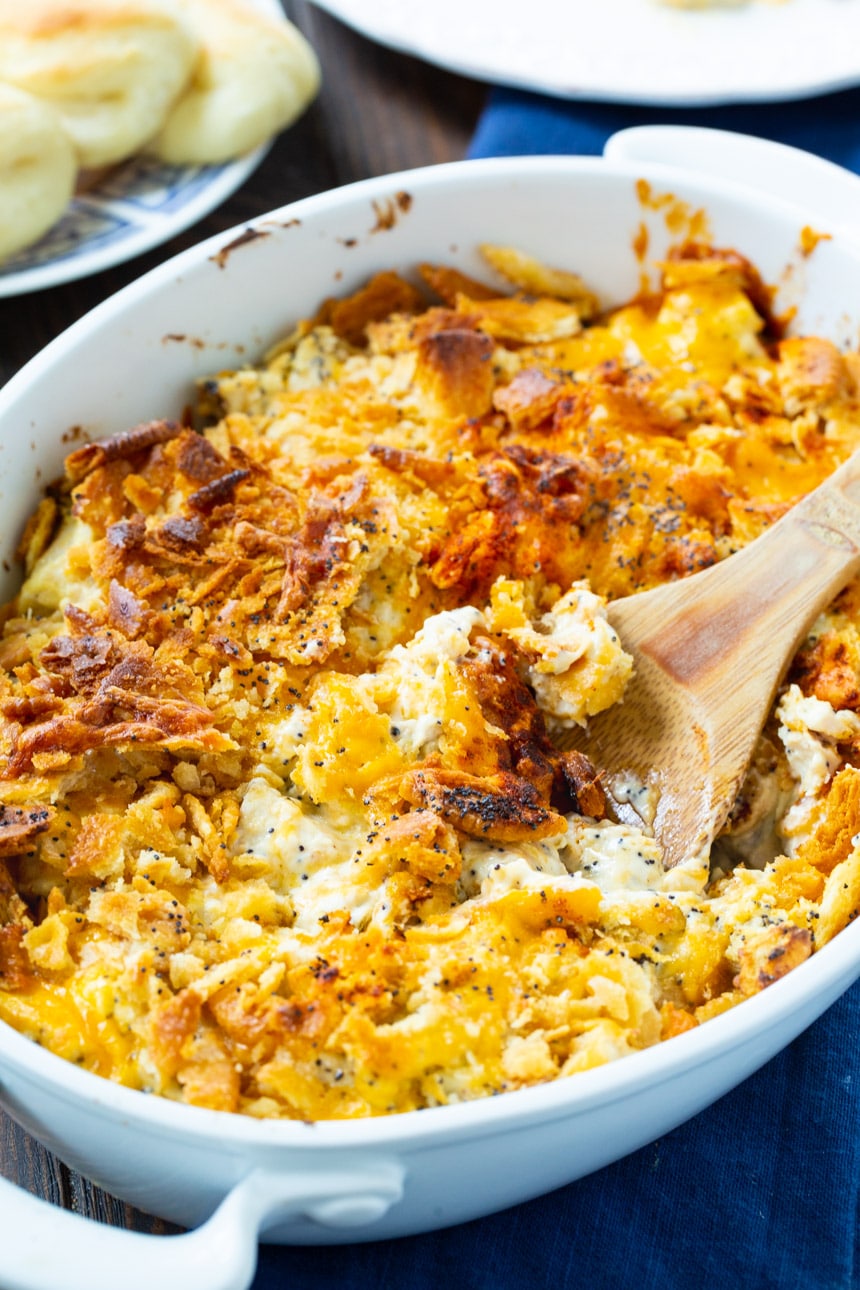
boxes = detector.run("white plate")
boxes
[0,0,282,298]
[309,0,860,107]
[0,151,271,298]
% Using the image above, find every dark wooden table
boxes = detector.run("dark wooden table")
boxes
[0,0,486,1237]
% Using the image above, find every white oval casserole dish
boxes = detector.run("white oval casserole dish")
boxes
[1,154,860,1290]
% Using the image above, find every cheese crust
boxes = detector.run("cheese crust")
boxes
[0,244,858,1119]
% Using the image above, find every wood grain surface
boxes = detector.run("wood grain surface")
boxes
[0,0,485,1235]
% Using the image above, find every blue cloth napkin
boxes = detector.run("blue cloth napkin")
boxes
[253,90,860,1290]
[468,84,860,171]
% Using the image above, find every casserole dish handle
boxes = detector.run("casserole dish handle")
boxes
[0,1162,404,1290]
[603,124,860,243]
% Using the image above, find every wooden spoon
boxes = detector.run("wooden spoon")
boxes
[567,448,860,868]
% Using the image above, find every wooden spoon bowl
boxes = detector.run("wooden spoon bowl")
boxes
[568,448,860,867]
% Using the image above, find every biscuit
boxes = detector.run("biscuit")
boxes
[0,0,199,168]
[151,0,320,165]
[0,83,76,261]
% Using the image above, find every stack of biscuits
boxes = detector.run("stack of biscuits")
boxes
[0,0,320,261]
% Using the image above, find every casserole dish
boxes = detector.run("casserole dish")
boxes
[2,150,860,1290]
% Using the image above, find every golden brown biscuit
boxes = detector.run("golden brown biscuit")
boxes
[0,83,76,261]
[151,0,320,165]
[0,0,198,168]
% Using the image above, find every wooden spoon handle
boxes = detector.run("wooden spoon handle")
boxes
[611,448,860,690]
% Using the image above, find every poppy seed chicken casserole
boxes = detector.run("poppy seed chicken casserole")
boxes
[0,242,859,1121]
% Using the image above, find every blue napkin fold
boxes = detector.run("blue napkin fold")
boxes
[253,89,860,1290]
[468,85,860,171]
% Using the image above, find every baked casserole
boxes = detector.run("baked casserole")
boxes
[0,241,858,1120]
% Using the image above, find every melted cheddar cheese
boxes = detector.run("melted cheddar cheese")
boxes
[0,243,858,1119]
